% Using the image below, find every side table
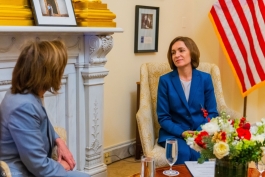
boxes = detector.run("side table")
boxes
[128,165,264,177]
[128,165,192,177]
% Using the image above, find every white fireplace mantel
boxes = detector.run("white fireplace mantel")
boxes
[0,26,123,177]
[0,26,123,35]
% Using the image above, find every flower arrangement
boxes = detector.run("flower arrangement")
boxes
[186,111,265,164]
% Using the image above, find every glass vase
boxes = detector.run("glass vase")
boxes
[214,158,248,177]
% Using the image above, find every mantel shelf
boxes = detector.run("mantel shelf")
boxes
[0,26,123,35]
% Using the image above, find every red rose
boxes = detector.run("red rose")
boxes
[243,123,250,130]
[240,117,246,123]
[237,127,251,140]
[194,131,209,148]
[220,132,226,141]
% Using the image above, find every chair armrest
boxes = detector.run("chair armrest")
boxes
[136,107,155,156]
[52,126,67,161]
[136,63,156,155]
[54,126,67,143]
[0,161,11,177]
[223,106,242,119]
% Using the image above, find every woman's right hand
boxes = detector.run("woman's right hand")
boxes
[59,160,71,171]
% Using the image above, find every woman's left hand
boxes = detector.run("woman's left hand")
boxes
[59,159,71,171]
[55,138,76,170]
[182,130,195,138]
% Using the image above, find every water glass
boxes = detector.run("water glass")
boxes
[140,156,155,177]
[255,160,264,177]
[163,138,179,176]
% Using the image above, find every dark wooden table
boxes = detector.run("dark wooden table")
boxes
[129,165,265,177]
[129,165,192,177]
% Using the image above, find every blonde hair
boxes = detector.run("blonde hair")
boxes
[11,40,68,95]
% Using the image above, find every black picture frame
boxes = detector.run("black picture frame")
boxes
[31,0,77,26]
[134,5,159,53]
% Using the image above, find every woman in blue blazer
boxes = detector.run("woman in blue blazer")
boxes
[0,40,90,177]
[157,36,219,164]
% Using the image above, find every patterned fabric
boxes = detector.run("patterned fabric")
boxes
[0,160,12,177]
[52,126,67,161]
[136,62,241,167]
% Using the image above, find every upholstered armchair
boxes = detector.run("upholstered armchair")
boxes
[0,126,67,177]
[136,62,241,167]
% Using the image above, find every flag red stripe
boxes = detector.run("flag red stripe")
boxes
[232,0,265,81]
[219,0,256,86]
[258,0,265,23]
[210,7,247,92]
[247,0,265,59]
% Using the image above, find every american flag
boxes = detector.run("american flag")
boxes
[209,0,265,97]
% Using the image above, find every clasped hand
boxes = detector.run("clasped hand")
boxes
[55,138,76,171]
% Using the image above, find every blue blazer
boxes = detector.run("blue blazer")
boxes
[157,69,218,144]
[0,90,67,177]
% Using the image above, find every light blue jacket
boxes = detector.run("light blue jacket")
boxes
[157,69,219,144]
[0,90,67,177]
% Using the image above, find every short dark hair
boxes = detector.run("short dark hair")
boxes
[11,40,68,95]
[167,36,200,70]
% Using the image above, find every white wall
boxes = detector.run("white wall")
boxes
[102,0,265,149]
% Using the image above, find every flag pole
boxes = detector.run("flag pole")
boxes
[243,96,247,117]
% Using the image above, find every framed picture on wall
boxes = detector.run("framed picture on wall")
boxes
[31,0,77,26]
[134,5,159,53]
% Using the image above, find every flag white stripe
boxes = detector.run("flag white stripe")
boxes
[253,0,265,71]
[226,0,262,84]
[214,3,251,89]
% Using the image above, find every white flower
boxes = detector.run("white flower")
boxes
[232,140,239,146]
[261,118,265,123]
[250,126,258,135]
[186,137,194,147]
[251,134,265,142]
[186,137,203,152]
[213,142,230,159]
[220,122,234,134]
[256,122,262,126]
[201,122,220,135]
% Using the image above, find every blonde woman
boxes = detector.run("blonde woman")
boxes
[0,40,90,177]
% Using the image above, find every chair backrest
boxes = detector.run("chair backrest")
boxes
[139,61,239,140]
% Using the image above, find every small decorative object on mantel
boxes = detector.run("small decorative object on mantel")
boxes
[0,0,34,26]
[185,111,265,177]
[30,0,77,26]
[72,0,116,27]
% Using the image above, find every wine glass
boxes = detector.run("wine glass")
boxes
[255,160,264,177]
[163,138,179,176]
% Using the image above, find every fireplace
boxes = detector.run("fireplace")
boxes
[0,26,122,177]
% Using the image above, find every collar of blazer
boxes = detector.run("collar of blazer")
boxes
[170,69,201,110]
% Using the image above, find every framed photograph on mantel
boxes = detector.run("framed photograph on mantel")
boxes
[31,0,77,26]
[134,5,159,53]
